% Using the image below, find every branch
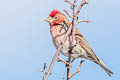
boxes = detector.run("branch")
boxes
[66,54,72,80]
[40,63,47,80]
[75,20,91,25]
[45,24,73,80]
[69,60,85,78]
[63,9,74,18]
[40,70,45,80]
[64,0,73,6]
[71,0,77,47]
[64,1,88,79]
[57,56,67,63]
[73,0,77,5]
[75,0,88,17]
[45,45,62,80]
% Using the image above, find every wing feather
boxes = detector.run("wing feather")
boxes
[75,28,99,62]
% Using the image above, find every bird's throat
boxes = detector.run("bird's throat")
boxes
[50,23,61,32]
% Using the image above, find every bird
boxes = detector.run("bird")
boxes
[45,10,113,76]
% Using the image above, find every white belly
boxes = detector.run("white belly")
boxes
[53,36,87,59]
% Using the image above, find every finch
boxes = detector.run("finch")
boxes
[45,10,113,76]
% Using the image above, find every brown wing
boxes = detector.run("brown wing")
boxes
[75,28,99,62]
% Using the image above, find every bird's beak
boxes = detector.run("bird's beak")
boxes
[45,17,53,23]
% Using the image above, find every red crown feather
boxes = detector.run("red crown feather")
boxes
[49,10,60,17]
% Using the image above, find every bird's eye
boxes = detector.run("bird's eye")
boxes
[54,16,58,20]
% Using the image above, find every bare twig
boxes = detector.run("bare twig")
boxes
[71,0,77,47]
[69,60,85,78]
[45,24,73,80]
[66,54,71,80]
[40,70,45,80]
[75,0,88,17]
[73,0,77,6]
[64,0,88,80]
[40,63,47,80]
[45,45,62,80]
[63,9,74,18]
[57,56,67,63]
[75,20,91,25]
[64,0,73,5]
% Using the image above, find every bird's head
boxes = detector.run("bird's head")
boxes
[45,10,70,28]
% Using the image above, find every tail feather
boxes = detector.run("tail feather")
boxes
[98,60,113,77]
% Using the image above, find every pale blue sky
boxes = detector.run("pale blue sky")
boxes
[0,0,120,80]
